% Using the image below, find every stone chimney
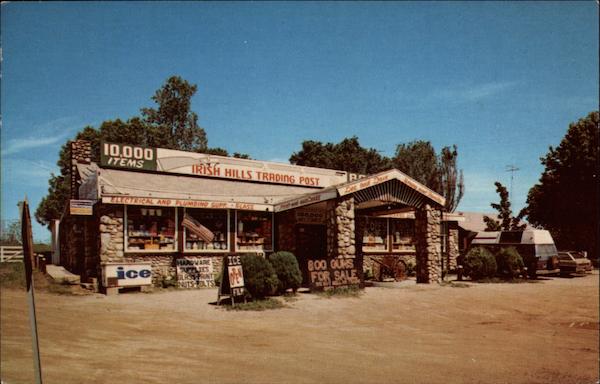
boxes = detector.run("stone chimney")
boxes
[70,140,92,199]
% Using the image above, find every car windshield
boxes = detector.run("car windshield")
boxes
[572,252,585,259]
[535,244,558,258]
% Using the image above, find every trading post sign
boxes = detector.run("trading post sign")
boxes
[307,258,361,291]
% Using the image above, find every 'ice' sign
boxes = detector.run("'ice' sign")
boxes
[102,263,153,287]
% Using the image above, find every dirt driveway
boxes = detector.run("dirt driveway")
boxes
[1,272,598,384]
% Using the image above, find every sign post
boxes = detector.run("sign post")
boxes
[21,199,43,384]
[217,255,246,306]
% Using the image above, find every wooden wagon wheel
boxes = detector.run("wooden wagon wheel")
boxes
[381,256,407,281]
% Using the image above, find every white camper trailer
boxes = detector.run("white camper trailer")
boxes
[470,230,559,277]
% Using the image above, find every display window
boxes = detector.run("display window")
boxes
[125,206,177,252]
[361,218,389,252]
[183,209,229,252]
[391,219,416,251]
[235,211,273,252]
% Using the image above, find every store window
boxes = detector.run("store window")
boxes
[235,211,273,252]
[183,209,229,252]
[361,218,389,252]
[125,206,177,252]
[391,219,415,251]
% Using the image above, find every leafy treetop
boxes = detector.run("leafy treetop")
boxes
[523,111,599,257]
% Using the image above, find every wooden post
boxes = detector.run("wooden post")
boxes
[21,199,43,384]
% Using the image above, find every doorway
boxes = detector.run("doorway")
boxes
[295,224,326,285]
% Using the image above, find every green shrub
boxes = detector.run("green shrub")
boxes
[268,251,302,294]
[464,247,497,280]
[240,254,279,299]
[406,261,416,277]
[495,247,524,278]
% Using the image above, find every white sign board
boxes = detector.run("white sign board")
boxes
[70,199,94,215]
[155,148,348,188]
[228,264,244,289]
[102,195,271,211]
[176,257,214,288]
[102,262,153,287]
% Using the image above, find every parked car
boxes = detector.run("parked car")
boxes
[558,251,592,276]
[469,230,560,278]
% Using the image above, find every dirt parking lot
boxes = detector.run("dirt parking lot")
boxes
[1,272,598,384]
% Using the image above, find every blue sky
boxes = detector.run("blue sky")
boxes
[1,2,598,242]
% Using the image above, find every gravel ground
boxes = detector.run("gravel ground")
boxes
[1,272,598,384]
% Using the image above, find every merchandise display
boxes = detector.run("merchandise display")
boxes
[126,206,177,251]
[391,220,416,251]
[183,209,229,252]
[362,218,389,252]
[235,211,273,251]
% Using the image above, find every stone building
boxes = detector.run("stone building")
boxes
[58,140,463,293]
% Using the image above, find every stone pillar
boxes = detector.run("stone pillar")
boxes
[415,204,442,284]
[70,140,92,199]
[326,196,356,259]
[99,208,125,263]
[447,225,459,271]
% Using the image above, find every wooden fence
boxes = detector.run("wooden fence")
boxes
[0,246,24,263]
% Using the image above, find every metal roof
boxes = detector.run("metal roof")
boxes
[275,169,446,212]
[94,167,317,207]
[81,164,447,214]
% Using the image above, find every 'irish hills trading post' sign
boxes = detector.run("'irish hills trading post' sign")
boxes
[100,141,349,188]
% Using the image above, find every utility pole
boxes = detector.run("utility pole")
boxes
[505,164,520,198]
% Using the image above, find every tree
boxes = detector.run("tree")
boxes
[1,220,22,245]
[36,127,101,228]
[141,76,207,152]
[523,111,599,258]
[393,141,439,188]
[290,136,391,174]
[439,145,465,212]
[393,141,465,212]
[483,182,526,231]
[36,76,246,228]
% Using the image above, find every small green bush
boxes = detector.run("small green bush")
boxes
[268,251,302,294]
[464,247,497,280]
[240,254,279,299]
[495,247,524,278]
[406,261,416,277]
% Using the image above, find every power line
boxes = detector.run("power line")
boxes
[505,164,520,198]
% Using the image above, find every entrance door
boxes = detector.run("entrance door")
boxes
[295,224,327,285]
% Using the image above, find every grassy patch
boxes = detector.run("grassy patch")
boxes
[441,281,471,288]
[0,262,26,289]
[0,263,92,295]
[282,293,298,302]
[316,285,362,298]
[224,298,286,311]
